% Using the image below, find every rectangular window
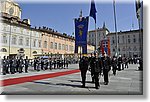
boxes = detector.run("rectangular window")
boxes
[50,42,53,49]
[44,41,47,48]
[39,40,41,47]
[33,39,36,47]
[2,35,7,43]
[19,37,23,45]
[55,43,57,49]
[59,43,61,50]
[26,38,29,46]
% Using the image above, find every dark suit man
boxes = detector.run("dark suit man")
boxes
[102,53,111,85]
[93,53,102,89]
[79,56,89,88]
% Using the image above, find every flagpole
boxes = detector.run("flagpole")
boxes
[95,23,97,51]
[113,0,118,57]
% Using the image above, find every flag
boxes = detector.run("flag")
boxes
[135,0,141,18]
[89,0,97,23]
[74,17,89,54]
[136,0,141,12]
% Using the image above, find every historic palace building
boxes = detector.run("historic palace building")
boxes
[0,0,95,59]
[107,30,141,58]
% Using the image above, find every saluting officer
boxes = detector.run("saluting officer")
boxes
[18,56,24,73]
[102,53,111,85]
[24,56,29,73]
[79,56,89,88]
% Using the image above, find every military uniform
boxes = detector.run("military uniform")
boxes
[41,58,44,70]
[18,57,24,73]
[118,56,122,71]
[79,56,89,88]
[2,56,7,75]
[111,57,117,76]
[89,56,95,83]
[93,57,102,89]
[102,56,111,85]
[24,57,29,73]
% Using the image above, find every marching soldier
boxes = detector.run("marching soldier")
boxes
[124,57,129,68]
[79,56,89,88]
[93,52,102,89]
[111,56,117,76]
[118,55,122,71]
[102,53,111,85]
[24,56,29,73]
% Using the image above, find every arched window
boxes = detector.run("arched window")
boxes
[1,48,7,52]
[33,51,37,54]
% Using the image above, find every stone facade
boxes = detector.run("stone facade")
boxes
[107,30,141,57]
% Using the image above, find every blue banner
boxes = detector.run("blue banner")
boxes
[74,16,89,54]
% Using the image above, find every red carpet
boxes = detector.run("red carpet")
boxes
[0,69,80,87]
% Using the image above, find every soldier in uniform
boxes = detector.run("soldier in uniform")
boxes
[93,52,102,89]
[9,57,14,74]
[24,56,29,73]
[89,53,95,83]
[79,56,89,88]
[63,58,66,68]
[66,59,69,68]
[102,53,111,85]
[53,58,56,69]
[124,57,129,68]
[111,56,117,76]
[6,56,10,74]
[57,58,60,69]
[2,56,7,75]
[12,56,17,74]
[34,57,37,70]
[41,58,44,70]
[118,55,122,71]
[18,56,24,73]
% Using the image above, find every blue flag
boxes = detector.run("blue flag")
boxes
[74,17,89,54]
[90,0,97,23]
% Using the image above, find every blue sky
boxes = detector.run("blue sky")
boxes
[18,0,139,36]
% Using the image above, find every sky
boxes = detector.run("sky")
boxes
[17,0,139,36]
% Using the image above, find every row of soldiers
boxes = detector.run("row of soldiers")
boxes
[1,56,69,75]
[2,56,29,75]
[79,53,130,89]
[33,57,69,71]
